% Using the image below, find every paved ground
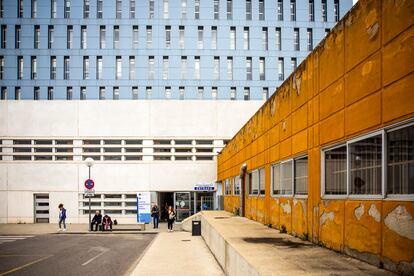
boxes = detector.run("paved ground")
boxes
[0,233,154,276]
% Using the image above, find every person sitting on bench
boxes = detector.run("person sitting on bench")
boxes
[91,210,102,231]
[102,214,113,232]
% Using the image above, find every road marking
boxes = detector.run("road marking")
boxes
[0,236,34,246]
[81,247,109,266]
[0,255,52,276]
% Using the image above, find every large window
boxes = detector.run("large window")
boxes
[248,170,258,195]
[34,25,40,49]
[80,26,87,49]
[224,179,231,195]
[194,57,200,80]
[259,0,265,20]
[259,168,265,195]
[197,27,203,49]
[295,157,308,195]
[211,27,217,49]
[132,26,138,49]
[230,27,236,50]
[272,157,308,196]
[246,0,252,20]
[100,26,106,49]
[214,0,219,19]
[227,0,232,20]
[233,176,241,195]
[213,57,220,80]
[113,26,120,49]
[67,26,73,49]
[324,145,347,195]
[227,57,233,80]
[243,27,250,50]
[116,56,122,80]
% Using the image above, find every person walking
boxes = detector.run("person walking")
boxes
[151,203,160,229]
[167,206,176,232]
[91,210,102,231]
[58,203,67,231]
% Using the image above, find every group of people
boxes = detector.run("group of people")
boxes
[91,210,113,231]
[151,203,176,232]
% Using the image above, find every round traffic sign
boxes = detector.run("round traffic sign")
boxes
[84,179,95,190]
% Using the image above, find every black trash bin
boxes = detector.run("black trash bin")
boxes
[192,220,201,236]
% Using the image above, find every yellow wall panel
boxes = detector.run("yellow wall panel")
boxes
[319,78,345,120]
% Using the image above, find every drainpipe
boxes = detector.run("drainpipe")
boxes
[239,163,247,217]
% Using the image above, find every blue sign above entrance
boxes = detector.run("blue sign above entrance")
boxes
[194,183,215,191]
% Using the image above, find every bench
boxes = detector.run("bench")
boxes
[137,222,146,231]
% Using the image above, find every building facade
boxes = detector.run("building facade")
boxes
[218,0,414,274]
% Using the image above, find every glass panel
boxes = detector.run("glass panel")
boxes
[280,161,293,195]
[294,157,308,195]
[324,146,347,195]
[272,164,280,194]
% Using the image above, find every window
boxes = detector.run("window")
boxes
[31,0,37,18]
[227,0,232,20]
[48,26,54,49]
[290,0,296,21]
[51,0,57,18]
[197,87,204,99]
[179,87,185,100]
[214,0,219,19]
[230,87,236,100]
[197,27,203,49]
[259,57,265,80]
[64,56,70,79]
[18,0,23,18]
[259,168,265,195]
[98,26,106,49]
[149,0,154,18]
[146,87,152,99]
[291,57,297,71]
[309,0,314,21]
[162,56,168,80]
[194,57,200,79]
[387,124,414,195]
[113,87,119,100]
[195,0,200,19]
[116,0,122,19]
[34,25,40,49]
[15,25,21,49]
[132,87,138,100]
[248,170,259,195]
[163,0,168,19]
[113,26,120,49]
[259,0,265,20]
[230,27,236,50]
[277,0,283,20]
[181,0,187,19]
[325,28,330,36]
[31,56,37,80]
[116,56,122,80]
[129,56,135,80]
[17,56,23,80]
[180,56,187,79]
[275,27,281,50]
[146,26,152,48]
[334,0,340,22]
[278,57,284,80]
[212,87,218,100]
[179,26,185,49]
[1,25,5,48]
[80,87,86,100]
[350,134,382,195]
[83,0,90,18]
[15,87,21,100]
[227,57,233,80]
[132,26,138,49]
[165,86,171,99]
[307,28,313,51]
[224,179,231,195]
[1,87,6,100]
[244,87,250,100]
[97,0,103,18]
[67,87,73,100]
[99,87,105,100]
[83,56,89,79]
[67,26,73,49]
[262,87,269,100]
[34,86,40,100]
[165,26,171,48]
[80,26,87,49]
[246,0,252,20]
[47,87,53,100]
[148,56,155,80]
[50,56,56,80]
[322,0,327,22]
[246,57,252,80]
[130,0,135,18]
[64,0,71,18]
[324,145,347,195]
[262,27,268,50]
[243,27,249,50]
[0,56,3,79]
[280,161,293,195]
[294,28,300,51]
[295,157,308,195]
[96,56,103,80]
[211,26,217,49]
[213,57,220,80]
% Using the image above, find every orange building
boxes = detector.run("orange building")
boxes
[217,0,414,274]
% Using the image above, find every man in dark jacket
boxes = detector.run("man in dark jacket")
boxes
[102,215,112,232]
[91,210,102,231]
[151,203,159,229]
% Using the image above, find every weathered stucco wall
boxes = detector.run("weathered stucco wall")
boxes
[218,0,414,274]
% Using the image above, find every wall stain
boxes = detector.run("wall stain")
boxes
[384,205,414,240]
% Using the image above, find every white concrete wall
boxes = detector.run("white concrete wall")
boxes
[0,100,263,223]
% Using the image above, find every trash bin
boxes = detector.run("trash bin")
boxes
[192,220,201,236]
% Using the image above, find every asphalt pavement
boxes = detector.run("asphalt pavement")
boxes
[0,233,155,276]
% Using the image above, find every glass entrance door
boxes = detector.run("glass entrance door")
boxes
[174,192,191,222]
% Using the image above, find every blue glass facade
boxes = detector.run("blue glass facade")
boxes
[0,0,352,100]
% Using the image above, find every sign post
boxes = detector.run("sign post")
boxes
[84,178,95,231]
[137,192,151,223]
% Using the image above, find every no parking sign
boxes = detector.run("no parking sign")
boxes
[84,179,95,190]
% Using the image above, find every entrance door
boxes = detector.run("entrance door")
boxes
[174,192,191,222]
[200,195,213,210]
[34,194,49,223]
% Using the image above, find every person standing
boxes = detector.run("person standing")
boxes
[58,203,67,231]
[91,210,102,231]
[151,203,160,229]
[167,206,176,232]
